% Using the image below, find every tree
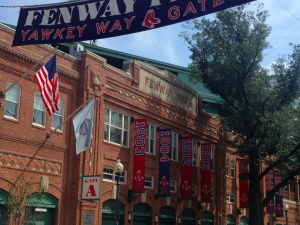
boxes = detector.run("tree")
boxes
[3,176,46,225]
[181,3,300,225]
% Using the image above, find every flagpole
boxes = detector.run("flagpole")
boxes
[48,92,98,138]
[0,46,58,98]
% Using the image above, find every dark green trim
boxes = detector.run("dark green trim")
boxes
[133,212,152,217]
[26,193,58,208]
[0,189,7,205]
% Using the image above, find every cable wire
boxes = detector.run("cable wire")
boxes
[275,0,300,22]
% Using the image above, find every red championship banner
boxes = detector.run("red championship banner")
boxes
[181,136,193,199]
[201,143,211,202]
[239,159,249,208]
[132,118,147,193]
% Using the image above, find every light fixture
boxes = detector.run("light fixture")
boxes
[155,215,158,223]
[198,218,201,225]
[178,217,181,224]
[284,203,289,212]
[114,158,124,174]
[128,212,131,222]
[274,217,278,221]
[237,208,242,215]
[46,133,50,141]
[198,201,204,209]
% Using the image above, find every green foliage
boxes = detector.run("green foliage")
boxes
[3,176,46,225]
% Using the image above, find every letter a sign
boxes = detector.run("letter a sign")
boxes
[81,175,101,200]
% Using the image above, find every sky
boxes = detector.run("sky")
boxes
[0,0,299,69]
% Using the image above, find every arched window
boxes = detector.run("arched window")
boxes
[201,210,214,225]
[227,214,236,225]
[182,208,196,224]
[51,99,65,131]
[4,82,21,120]
[226,157,229,177]
[231,158,235,178]
[240,216,249,225]
[33,92,46,127]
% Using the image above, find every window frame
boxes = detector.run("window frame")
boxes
[146,123,156,155]
[4,82,21,121]
[192,184,197,196]
[51,99,65,132]
[104,107,130,147]
[231,158,235,178]
[170,131,178,161]
[103,166,127,184]
[192,139,198,167]
[226,157,229,177]
[144,175,154,189]
[226,193,235,203]
[170,180,177,193]
[33,92,46,127]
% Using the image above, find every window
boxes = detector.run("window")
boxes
[211,146,215,171]
[33,93,46,126]
[192,185,197,196]
[231,158,235,178]
[170,180,177,193]
[104,108,129,147]
[192,140,197,167]
[170,132,178,161]
[226,157,229,177]
[103,167,127,184]
[4,83,21,120]
[211,188,214,199]
[144,175,153,189]
[226,193,235,203]
[51,100,64,131]
[146,123,156,155]
[290,177,296,193]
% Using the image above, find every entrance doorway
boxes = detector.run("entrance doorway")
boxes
[201,211,214,225]
[182,208,196,225]
[102,199,125,225]
[133,203,152,225]
[159,206,175,225]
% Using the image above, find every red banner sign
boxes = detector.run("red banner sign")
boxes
[201,143,211,202]
[181,136,193,199]
[132,118,147,193]
[239,159,249,208]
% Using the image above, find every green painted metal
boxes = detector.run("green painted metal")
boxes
[227,214,236,225]
[26,193,58,209]
[182,208,196,225]
[102,199,125,214]
[0,189,7,205]
[240,216,248,225]
[133,203,152,225]
[25,207,54,225]
[159,206,175,225]
[0,205,3,225]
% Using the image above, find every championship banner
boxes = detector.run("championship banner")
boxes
[266,168,275,213]
[181,136,193,199]
[201,143,211,202]
[132,118,147,193]
[13,0,255,46]
[158,128,171,196]
[238,159,249,208]
[275,174,284,217]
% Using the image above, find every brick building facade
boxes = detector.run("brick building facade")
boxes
[1,22,299,225]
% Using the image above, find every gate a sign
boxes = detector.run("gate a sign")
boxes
[81,175,101,200]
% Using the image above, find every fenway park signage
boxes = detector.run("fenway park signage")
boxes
[13,0,255,46]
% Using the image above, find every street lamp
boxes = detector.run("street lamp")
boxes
[114,158,123,225]
[284,203,289,225]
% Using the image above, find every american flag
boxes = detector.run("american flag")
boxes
[35,54,60,115]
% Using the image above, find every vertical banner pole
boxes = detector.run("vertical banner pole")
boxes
[132,118,147,193]
[200,143,212,202]
[181,136,193,199]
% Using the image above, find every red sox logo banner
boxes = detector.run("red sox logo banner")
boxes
[238,159,249,208]
[158,128,171,196]
[275,174,283,217]
[181,136,193,199]
[12,0,255,46]
[201,143,211,202]
[132,118,147,193]
[266,168,275,213]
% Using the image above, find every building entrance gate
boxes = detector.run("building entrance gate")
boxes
[159,206,175,225]
[201,211,214,225]
[102,199,125,225]
[133,203,152,225]
[182,208,196,225]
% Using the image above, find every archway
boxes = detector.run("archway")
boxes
[182,208,196,225]
[133,202,152,225]
[240,216,248,225]
[25,193,58,225]
[201,211,214,225]
[227,214,236,225]
[102,199,125,225]
[159,206,175,225]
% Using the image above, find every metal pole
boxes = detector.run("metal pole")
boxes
[286,210,288,225]
[115,172,120,225]
[0,47,58,98]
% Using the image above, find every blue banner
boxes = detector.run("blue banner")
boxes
[12,0,255,46]
[275,174,283,217]
[266,169,275,213]
[158,128,171,196]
